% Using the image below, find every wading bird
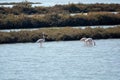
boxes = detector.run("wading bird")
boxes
[36,32,45,47]
[80,37,96,46]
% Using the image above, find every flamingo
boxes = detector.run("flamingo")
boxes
[36,32,45,47]
[80,37,96,46]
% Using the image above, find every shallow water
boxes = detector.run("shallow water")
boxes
[0,0,120,6]
[0,39,120,80]
[0,25,119,32]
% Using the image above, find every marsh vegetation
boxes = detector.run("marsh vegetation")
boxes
[0,1,120,29]
[0,26,120,43]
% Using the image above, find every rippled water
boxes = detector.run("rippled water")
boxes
[0,39,120,80]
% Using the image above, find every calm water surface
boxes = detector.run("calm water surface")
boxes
[0,25,119,32]
[0,39,120,80]
[0,0,120,6]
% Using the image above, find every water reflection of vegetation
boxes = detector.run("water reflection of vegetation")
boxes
[0,26,120,43]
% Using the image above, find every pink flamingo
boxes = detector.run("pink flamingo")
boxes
[80,37,96,46]
[36,32,45,47]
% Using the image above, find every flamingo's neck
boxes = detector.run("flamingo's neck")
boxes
[43,33,45,40]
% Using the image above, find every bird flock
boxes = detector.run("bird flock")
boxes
[36,32,96,47]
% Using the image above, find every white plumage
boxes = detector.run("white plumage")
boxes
[80,37,96,46]
[36,32,45,47]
